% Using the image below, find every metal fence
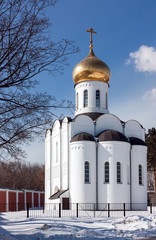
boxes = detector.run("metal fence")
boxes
[0,203,153,218]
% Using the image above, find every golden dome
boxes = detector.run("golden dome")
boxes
[73,48,111,85]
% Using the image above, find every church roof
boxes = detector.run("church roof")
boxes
[71,132,95,142]
[129,137,147,146]
[98,130,129,143]
[73,48,111,85]
[74,113,127,124]
[49,189,69,200]
[73,28,111,85]
[75,112,103,121]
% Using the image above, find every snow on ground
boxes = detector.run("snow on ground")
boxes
[1,211,156,239]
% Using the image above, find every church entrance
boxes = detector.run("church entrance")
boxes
[62,198,69,210]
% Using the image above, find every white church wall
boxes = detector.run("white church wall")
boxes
[75,81,109,115]
[124,120,144,140]
[51,120,61,194]
[70,141,96,204]
[96,114,123,136]
[62,162,68,189]
[61,118,69,190]
[71,115,94,137]
[131,145,147,209]
[60,190,69,199]
[98,141,130,206]
[45,130,51,203]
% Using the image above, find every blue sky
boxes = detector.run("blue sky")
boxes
[25,0,156,164]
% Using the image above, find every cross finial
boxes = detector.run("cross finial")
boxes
[85,27,97,49]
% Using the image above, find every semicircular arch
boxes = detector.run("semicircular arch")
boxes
[124,120,144,140]
[52,119,62,137]
[96,114,123,136]
[72,115,94,137]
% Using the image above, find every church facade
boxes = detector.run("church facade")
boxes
[45,28,147,210]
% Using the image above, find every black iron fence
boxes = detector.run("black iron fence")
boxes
[0,202,154,218]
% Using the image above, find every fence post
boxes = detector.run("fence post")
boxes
[108,203,110,218]
[123,203,126,217]
[150,203,152,214]
[94,203,96,218]
[76,203,78,217]
[27,203,29,218]
[59,203,61,218]
[43,204,44,214]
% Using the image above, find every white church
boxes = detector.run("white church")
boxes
[45,28,147,210]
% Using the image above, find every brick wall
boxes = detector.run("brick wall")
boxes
[0,188,44,212]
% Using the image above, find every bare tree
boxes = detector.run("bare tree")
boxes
[0,161,44,190]
[147,171,154,190]
[146,128,156,192]
[0,0,78,159]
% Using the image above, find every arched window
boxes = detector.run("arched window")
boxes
[76,92,79,110]
[106,93,108,109]
[139,164,142,185]
[96,90,100,107]
[84,161,90,183]
[104,162,109,183]
[84,90,88,107]
[117,162,121,183]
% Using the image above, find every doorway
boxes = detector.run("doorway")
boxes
[62,198,69,210]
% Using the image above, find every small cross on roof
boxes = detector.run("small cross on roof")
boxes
[85,27,97,49]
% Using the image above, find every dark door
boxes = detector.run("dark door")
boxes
[62,198,69,210]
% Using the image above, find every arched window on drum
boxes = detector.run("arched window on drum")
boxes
[104,162,109,183]
[84,161,90,183]
[96,90,100,107]
[139,164,143,185]
[84,90,88,107]
[106,92,108,109]
[117,162,121,183]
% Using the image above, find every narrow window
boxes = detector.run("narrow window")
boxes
[56,142,58,163]
[127,164,130,184]
[104,162,109,183]
[117,162,121,183]
[84,90,88,107]
[84,161,89,183]
[106,93,108,109]
[96,90,100,107]
[76,92,79,110]
[139,164,142,185]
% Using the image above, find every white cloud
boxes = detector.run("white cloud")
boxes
[143,88,156,103]
[127,45,156,72]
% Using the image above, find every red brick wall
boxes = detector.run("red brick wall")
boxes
[40,193,44,207]
[26,192,32,208]
[9,192,16,211]
[0,191,6,212]
[18,192,24,211]
[0,189,44,212]
[34,193,38,207]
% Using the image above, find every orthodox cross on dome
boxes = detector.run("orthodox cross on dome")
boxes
[85,27,97,49]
